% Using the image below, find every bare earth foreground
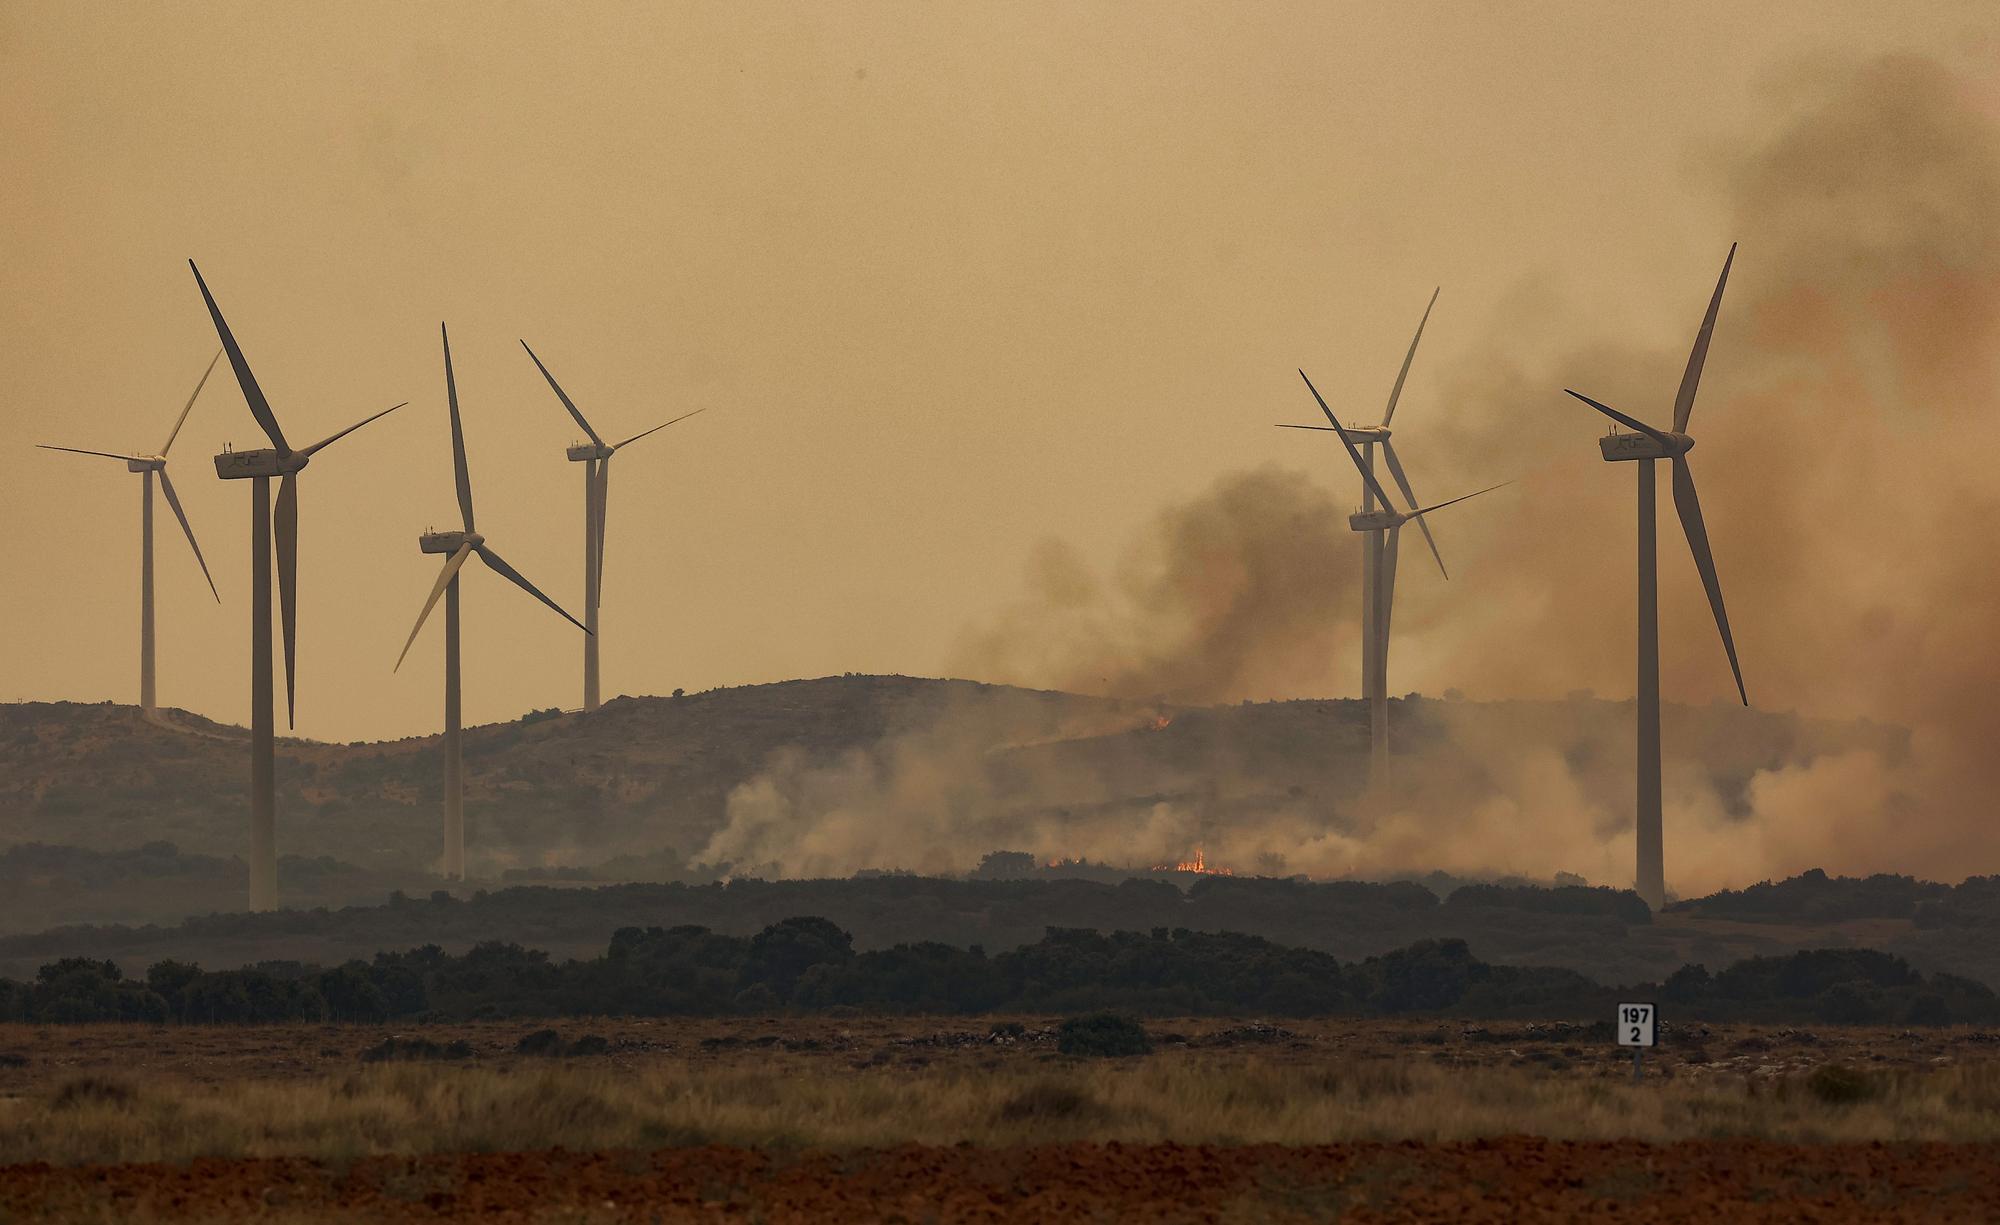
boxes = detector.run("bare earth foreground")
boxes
[7,1019,2000,1220]
[5,1139,2000,1222]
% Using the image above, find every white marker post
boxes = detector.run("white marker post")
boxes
[1618,1001,1657,1082]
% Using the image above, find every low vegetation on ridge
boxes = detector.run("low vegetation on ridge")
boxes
[5,918,1991,1028]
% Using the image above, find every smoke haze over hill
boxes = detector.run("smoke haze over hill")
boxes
[915,54,2000,892]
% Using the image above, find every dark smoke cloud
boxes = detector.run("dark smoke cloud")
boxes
[951,466,1360,705]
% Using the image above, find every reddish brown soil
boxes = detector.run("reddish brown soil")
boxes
[3,1138,1996,1222]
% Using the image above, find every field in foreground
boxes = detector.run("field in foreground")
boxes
[6,1139,1998,1222]
[9,1017,2000,1220]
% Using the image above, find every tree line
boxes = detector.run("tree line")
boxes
[3,917,1991,1028]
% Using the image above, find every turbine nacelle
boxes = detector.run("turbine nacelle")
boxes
[1347,508,1406,532]
[125,455,167,473]
[1600,430,1693,462]
[212,447,308,479]
[419,529,484,555]
[566,442,614,462]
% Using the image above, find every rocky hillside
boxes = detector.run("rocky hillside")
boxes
[0,676,1903,885]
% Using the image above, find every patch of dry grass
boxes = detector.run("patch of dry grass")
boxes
[8,1055,2000,1167]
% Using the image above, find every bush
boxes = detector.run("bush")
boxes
[515,1029,564,1056]
[1905,994,1952,1026]
[1057,1013,1151,1057]
[360,1037,473,1063]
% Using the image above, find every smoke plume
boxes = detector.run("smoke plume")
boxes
[703,54,2000,892]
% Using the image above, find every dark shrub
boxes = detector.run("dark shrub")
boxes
[361,1036,473,1063]
[567,1034,610,1056]
[1905,994,1952,1026]
[732,984,779,1013]
[1363,939,1484,1013]
[1815,982,1883,1025]
[515,1028,564,1056]
[1057,1013,1151,1057]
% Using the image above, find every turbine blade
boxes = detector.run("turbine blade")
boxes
[1564,389,1672,446]
[1380,286,1439,427]
[1381,440,1446,580]
[161,349,224,456]
[35,444,134,462]
[189,261,290,455]
[442,323,474,532]
[1409,480,1512,519]
[593,457,609,603]
[475,544,591,634]
[520,341,603,445]
[300,402,406,457]
[613,407,707,451]
[1673,243,1736,433]
[394,543,475,672]
[1671,455,1747,706]
[274,473,299,728]
[158,469,218,602]
[1274,423,1341,432]
[1299,369,1399,510]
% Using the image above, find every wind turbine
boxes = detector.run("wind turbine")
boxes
[1564,243,1747,911]
[519,340,706,711]
[1278,290,1450,783]
[1297,368,1507,783]
[398,325,590,880]
[190,260,407,912]
[37,350,224,713]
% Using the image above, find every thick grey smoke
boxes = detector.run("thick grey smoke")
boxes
[703,54,2000,891]
[952,467,1358,706]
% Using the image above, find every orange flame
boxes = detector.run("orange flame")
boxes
[1152,844,1233,876]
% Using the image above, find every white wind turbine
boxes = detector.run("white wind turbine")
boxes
[519,340,705,711]
[397,324,591,880]
[191,260,407,912]
[1297,368,1508,783]
[1277,290,1449,782]
[37,350,224,713]
[1564,244,1747,911]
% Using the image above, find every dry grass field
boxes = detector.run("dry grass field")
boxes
[5,1018,2000,1218]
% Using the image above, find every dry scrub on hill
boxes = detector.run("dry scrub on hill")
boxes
[12,1055,2000,1167]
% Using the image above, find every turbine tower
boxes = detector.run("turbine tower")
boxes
[1297,369,1507,781]
[1565,244,1747,911]
[190,260,406,912]
[398,325,590,880]
[37,350,224,713]
[1278,290,1447,783]
[519,340,705,711]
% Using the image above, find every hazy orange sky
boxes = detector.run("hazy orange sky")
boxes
[3,2,1996,744]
